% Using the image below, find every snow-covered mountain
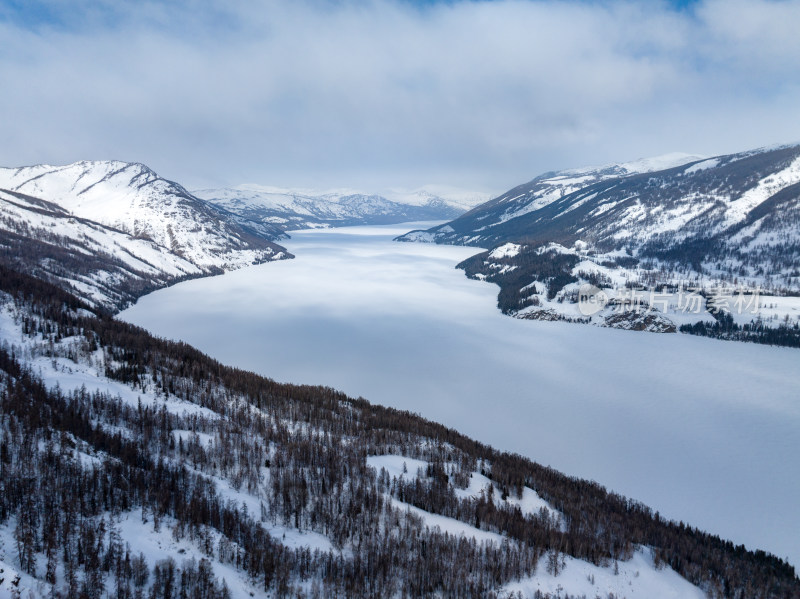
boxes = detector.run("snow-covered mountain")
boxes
[0,187,205,309]
[398,145,800,340]
[381,184,492,212]
[396,151,706,246]
[194,184,487,231]
[0,161,290,309]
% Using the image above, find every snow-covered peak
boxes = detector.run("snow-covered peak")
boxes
[0,160,188,226]
[0,160,286,272]
[0,160,290,309]
[550,152,705,180]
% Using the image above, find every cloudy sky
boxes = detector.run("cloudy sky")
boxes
[1,0,799,193]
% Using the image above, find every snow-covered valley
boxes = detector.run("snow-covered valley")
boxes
[120,222,800,570]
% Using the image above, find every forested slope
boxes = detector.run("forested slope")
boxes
[0,264,797,598]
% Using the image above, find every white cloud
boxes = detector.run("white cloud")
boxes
[699,0,800,62]
[1,0,799,191]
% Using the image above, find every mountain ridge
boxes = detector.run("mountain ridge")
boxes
[194,184,488,232]
[397,144,800,342]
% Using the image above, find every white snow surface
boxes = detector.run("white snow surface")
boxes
[618,152,706,174]
[454,471,563,527]
[488,242,523,259]
[368,454,564,526]
[367,454,429,481]
[721,155,800,229]
[684,158,721,174]
[113,510,266,599]
[370,456,558,545]
[385,496,507,545]
[501,548,707,599]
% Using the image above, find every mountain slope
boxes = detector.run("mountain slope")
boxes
[194,185,478,231]
[0,187,204,309]
[398,145,800,341]
[0,161,291,309]
[397,152,704,246]
[0,161,288,269]
[0,267,796,598]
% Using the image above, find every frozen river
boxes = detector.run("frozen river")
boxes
[120,222,800,566]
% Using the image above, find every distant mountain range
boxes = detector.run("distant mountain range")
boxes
[194,185,487,232]
[397,144,800,343]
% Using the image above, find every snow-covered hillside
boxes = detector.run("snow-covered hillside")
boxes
[398,152,704,244]
[399,144,800,344]
[0,161,290,309]
[0,161,288,268]
[0,298,333,599]
[0,292,722,599]
[0,187,203,309]
[194,184,487,232]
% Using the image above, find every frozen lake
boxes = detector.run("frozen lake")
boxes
[121,222,800,566]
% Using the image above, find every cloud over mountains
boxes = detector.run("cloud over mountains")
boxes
[1,0,799,190]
